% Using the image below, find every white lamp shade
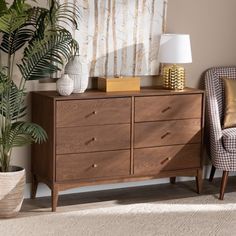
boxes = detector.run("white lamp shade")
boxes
[159,34,192,64]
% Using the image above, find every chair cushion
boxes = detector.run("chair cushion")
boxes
[222,128,236,152]
[223,78,236,128]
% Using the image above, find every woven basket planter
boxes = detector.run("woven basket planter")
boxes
[0,166,25,218]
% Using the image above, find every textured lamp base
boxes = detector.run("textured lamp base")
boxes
[162,65,185,90]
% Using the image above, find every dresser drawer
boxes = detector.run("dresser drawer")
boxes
[135,119,201,148]
[56,98,131,127]
[56,124,130,154]
[134,144,201,175]
[56,150,130,181]
[135,94,202,122]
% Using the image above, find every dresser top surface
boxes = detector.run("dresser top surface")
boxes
[31,86,204,100]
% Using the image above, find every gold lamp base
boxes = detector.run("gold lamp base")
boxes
[162,65,185,90]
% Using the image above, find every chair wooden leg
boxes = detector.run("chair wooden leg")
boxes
[170,177,176,184]
[209,165,216,182]
[219,171,229,200]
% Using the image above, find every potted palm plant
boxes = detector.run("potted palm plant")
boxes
[0,0,79,218]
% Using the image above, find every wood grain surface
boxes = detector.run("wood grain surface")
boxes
[56,98,131,127]
[31,88,204,211]
[56,150,130,181]
[135,94,202,122]
[134,144,201,175]
[135,119,201,148]
[56,124,131,154]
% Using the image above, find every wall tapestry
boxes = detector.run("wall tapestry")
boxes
[62,0,168,77]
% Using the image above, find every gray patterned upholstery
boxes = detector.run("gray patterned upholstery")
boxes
[205,67,236,171]
[222,128,236,152]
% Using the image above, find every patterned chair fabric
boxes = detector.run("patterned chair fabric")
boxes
[222,128,236,153]
[205,67,236,171]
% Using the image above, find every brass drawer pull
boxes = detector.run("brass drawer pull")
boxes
[161,106,171,113]
[85,110,98,118]
[161,157,172,165]
[85,137,97,145]
[161,132,170,139]
[92,164,98,168]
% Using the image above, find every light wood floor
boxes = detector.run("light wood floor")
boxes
[20,176,236,218]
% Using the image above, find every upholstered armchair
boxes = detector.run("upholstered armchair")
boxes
[205,67,236,200]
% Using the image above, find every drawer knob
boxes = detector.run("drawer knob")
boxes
[161,132,170,139]
[92,164,98,168]
[162,106,171,113]
[85,110,97,118]
[85,137,97,145]
[161,157,172,164]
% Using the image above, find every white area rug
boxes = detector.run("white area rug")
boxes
[1,192,236,236]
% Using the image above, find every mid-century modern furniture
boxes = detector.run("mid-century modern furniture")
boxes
[31,87,204,211]
[205,67,236,200]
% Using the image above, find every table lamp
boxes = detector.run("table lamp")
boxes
[159,34,192,90]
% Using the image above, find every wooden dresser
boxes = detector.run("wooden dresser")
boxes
[31,87,204,211]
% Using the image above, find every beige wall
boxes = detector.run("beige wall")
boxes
[11,0,236,183]
[166,0,236,88]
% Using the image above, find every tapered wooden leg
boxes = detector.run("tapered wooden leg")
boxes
[52,187,59,212]
[196,169,202,194]
[31,174,38,199]
[170,177,176,184]
[219,171,229,200]
[209,165,216,182]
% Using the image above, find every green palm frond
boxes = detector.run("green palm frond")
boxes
[12,121,47,145]
[28,7,49,41]
[18,30,75,80]
[0,121,47,148]
[3,87,27,120]
[0,73,26,120]
[0,0,8,16]
[0,5,49,55]
[0,0,80,172]
[28,1,80,47]
[10,0,30,13]
[50,2,80,30]
[0,11,27,34]
[0,69,9,93]
[0,28,34,55]
[0,0,36,34]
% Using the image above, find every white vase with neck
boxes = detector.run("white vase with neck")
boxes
[65,55,89,93]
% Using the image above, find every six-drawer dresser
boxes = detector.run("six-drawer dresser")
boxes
[31,87,205,211]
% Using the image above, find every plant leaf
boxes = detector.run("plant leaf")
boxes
[18,30,75,80]
[0,0,8,16]
[0,28,34,55]
[0,72,26,121]
[0,9,28,34]
[0,121,48,148]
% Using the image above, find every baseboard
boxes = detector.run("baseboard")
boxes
[24,165,232,199]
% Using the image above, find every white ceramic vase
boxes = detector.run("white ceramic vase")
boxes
[56,74,74,96]
[65,55,89,93]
